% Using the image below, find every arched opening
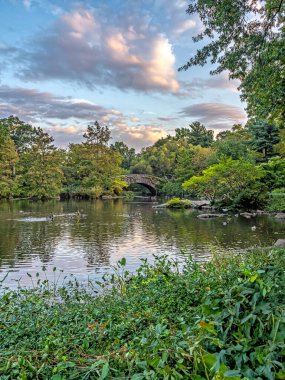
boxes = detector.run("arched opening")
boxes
[126,182,157,196]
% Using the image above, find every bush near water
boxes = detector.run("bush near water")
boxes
[0,248,284,379]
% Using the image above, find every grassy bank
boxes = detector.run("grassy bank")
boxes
[0,249,284,380]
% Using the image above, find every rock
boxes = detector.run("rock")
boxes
[275,213,285,219]
[152,203,167,208]
[197,213,224,219]
[256,210,269,215]
[190,200,211,209]
[240,212,257,219]
[102,195,122,199]
[201,205,212,210]
[274,239,285,248]
[222,208,229,213]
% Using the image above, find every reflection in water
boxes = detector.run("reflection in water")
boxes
[0,199,284,287]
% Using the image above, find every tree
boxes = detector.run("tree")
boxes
[175,145,213,182]
[183,158,265,206]
[17,129,64,199]
[261,156,285,190]
[132,138,189,177]
[83,121,111,146]
[0,116,38,152]
[180,0,285,122]
[275,128,285,157]
[65,143,123,197]
[0,135,18,198]
[213,124,255,161]
[110,141,136,170]
[175,122,214,147]
[248,120,280,160]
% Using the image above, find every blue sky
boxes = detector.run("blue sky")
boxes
[0,0,246,149]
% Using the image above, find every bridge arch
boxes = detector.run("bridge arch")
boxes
[121,174,158,196]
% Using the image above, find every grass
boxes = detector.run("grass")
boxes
[0,249,284,379]
[166,198,191,208]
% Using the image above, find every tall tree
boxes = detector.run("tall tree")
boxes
[0,135,18,198]
[0,116,38,152]
[83,121,111,146]
[110,141,136,170]
[248,120,280,160]
[214,124,255,161]
[18,129,64,199]
[65,143,123,197]
[175,122,214,147]
[180,0,285,123]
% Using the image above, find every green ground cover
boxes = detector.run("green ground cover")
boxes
[0,248,284,379]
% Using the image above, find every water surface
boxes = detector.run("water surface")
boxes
[0,199,284,287]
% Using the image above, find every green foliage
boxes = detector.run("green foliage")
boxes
[261,156,285,190]
[16,129,64,199]
[267,188,285,212]
[214,125,256,162]
[0,249,284,379]
[110,178,128,195]
[179,0,285,123]
[230,183,269,211]
[132,138,189,178]
[175,122,214,147]
[175,145,214,182]
[0,115,38,153]
[64,139,123,197]
[0,135,18,198]
[110,141,136,170]
[166,197,191,208]
[130,161,153,175]
[276,129,285,157]
[248,120,280,161]
[160,181,184,196]
[183,159,265,208]
[83,120,111,146]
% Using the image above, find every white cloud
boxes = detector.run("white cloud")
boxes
[15,8,180,94]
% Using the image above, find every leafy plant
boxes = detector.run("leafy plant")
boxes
[166,197,191,208]
[1,248,284,379]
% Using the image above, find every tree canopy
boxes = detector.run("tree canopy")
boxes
[180,0,285,123]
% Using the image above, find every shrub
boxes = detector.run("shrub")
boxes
[0,249,284,379]
[267,188,285,212]
[166,197,191,208]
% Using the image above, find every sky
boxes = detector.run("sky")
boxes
[0,0,247,150]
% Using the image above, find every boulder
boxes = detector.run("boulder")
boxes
[240,212,257,219]
[201,205,212,210]
[191,200,211,209]
[275,213,285,219]
[274,239,285,248]
[152,203,167,208]
[197,213,224,219]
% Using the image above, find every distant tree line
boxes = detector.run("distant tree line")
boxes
[0,115,284,210]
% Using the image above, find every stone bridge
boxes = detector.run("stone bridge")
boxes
[121,174,160,196]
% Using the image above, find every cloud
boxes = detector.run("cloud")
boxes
[0,85,122,122]
[173,19,197,35]
[183,73,241,94]
[157,117,178,121]
[23,0,32,9]
[113,124,167,150]
[0,84,167,149]
[179,102,246,129]
[14,7,181,94]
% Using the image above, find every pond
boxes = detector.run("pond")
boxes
[0,199,284,288]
